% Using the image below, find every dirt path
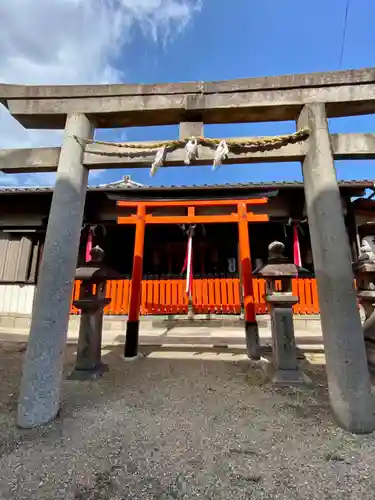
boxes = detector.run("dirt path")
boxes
[0,343,374,499]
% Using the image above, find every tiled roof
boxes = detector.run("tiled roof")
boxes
[98,180,375,191]
[0,179,373,194]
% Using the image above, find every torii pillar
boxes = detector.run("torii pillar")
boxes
[298,103,375,433]
[124,204,146,359]
[237,202,260,360]
[17,113,94,428]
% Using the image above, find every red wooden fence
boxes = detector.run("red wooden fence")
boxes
[71,278,320,315]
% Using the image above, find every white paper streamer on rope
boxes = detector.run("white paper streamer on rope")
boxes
[212,140,229,170]
[184,138,199,165]
[150,146,167,176]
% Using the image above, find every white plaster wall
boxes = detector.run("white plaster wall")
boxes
[0,284,35,315]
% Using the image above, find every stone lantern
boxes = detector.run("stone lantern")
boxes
[69,245,118,380]
[353,240,375,370]
[254,241,310,385]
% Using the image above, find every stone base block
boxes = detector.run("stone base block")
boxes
[68,362,109,381]
[122,354,142,362]
[124,320,140,358]
[264,363,312,386]
[245,321,260,360]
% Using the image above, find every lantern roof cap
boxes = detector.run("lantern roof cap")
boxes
[75,246,120,281]
[254,241,299,278]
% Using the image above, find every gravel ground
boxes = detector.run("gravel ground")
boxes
[0,343,375,499]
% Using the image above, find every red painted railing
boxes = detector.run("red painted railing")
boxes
[71,277,320,315]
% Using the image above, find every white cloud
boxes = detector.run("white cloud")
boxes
[0,0,201,186]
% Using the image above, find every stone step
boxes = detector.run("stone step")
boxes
[72,314,323,333]
[0,312,323,332]
[0,325,324,351]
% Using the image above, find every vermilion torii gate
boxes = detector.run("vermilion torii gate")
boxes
[116,197,269,359]
[1,67,375,432]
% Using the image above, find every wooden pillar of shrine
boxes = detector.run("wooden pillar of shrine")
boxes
[237,202,260,360]
[124,204,146,359]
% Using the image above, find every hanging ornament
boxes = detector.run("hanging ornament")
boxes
[213,140,229,170]
[293,223,302,267]
[228,257,236,274]
[184,138,199,165]
[85,226,93,263]
[150,146,167,176]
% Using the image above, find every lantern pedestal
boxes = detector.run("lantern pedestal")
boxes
[68,246,119,381]
[265,294,310,385]
[69,298,110,380]
[254,241,311,386]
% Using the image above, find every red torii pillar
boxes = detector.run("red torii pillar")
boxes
[237,202,260,360]
[125,204,146,358]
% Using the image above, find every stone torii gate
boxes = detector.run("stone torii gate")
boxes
[1,68,375,432]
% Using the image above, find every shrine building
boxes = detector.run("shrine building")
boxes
[0,175,372,319]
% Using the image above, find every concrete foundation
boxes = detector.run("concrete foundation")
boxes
[69,362,109,381]
[124,320,140,358]
[265,364,311,386]
[0,312,325,334]
[245,321,260,360]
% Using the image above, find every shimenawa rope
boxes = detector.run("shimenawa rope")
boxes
[74,129,309,176]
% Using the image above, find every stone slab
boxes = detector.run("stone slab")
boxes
[264,363,312,386]
[0,316,15,329]
[14,317,31,330]
[3,67,375,128]
[68,362,109,381]
[2,67,374,99]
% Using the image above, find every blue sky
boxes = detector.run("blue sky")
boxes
[95,0,375,187]
[2,0,375,187]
